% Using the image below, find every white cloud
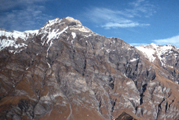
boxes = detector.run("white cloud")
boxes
[130,35,179,47]
[128,0,155,17]
[0,0,52,31]
[153,35,179,47]
[103,22,150,29]
[84,0,155,29]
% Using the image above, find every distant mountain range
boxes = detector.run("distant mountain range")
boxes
[0,17,179,120]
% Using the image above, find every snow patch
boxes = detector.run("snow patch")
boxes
[130,58,139,62]
[71,32,76,39]
[0,29,38,40]
[24,30,39,35]
[0,29,38,52]
[0,39,27,51]
[0,30,26,40]
[137,45,156,62]
[47,62,51,68]
[46,26,68,44]
[46,26,68,57]
[45,18,62,29]
[106,49,110,53]
[46,40,53,57]
[137,43,177,65]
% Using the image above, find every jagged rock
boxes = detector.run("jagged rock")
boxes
[115,112,136,120]
[0,17,179,120]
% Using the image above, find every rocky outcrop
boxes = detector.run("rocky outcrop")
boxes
[0,17,179,120]
[115,112,136,120]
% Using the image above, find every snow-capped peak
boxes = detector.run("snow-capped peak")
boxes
[0,17,94,54]
[136,44,156,62]
[44,18,62,28]
[148,43,158,49]
[0,29,38,40]
[0,29,38,53]
[137,43,179,66]
[0,30,26,40]
[24,30,39,35]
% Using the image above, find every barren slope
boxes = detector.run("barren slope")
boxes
[0,17,179,120]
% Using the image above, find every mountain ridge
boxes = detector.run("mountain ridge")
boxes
[0,17,179,120]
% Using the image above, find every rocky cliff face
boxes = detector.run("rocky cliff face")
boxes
[0,17,179,120]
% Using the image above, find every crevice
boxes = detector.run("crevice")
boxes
[140,84,147,105]
[108,75,114,89]
[99,100,101,109]
[156,98,165,119]
[169,100,174,108]
[55,68,61,85]
[82,58,86,76]
[135,106,138,112]
[111,99,117,113]
[135,58,140,71]
[165,101,168,113]
[146,70,149,77]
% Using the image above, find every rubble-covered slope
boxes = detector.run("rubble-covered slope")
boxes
[0,17,179,120]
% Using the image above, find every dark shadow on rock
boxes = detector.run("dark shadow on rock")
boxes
[115,112,137,120]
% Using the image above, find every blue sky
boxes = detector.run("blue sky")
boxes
[1,0,179,47]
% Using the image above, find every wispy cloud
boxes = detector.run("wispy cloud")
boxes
[102,22,150,29]
[84,0,155,29]
[130,35,179,47]
[0,0,48,11]
[0,0,52,31]
[153,35,179,47]
[128,0,155,17]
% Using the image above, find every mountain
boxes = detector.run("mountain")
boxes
[0,17,179,120]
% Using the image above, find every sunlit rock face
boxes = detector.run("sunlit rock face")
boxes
[0,17,179,120]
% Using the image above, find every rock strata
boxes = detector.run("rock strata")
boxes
[0,17,179,120]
